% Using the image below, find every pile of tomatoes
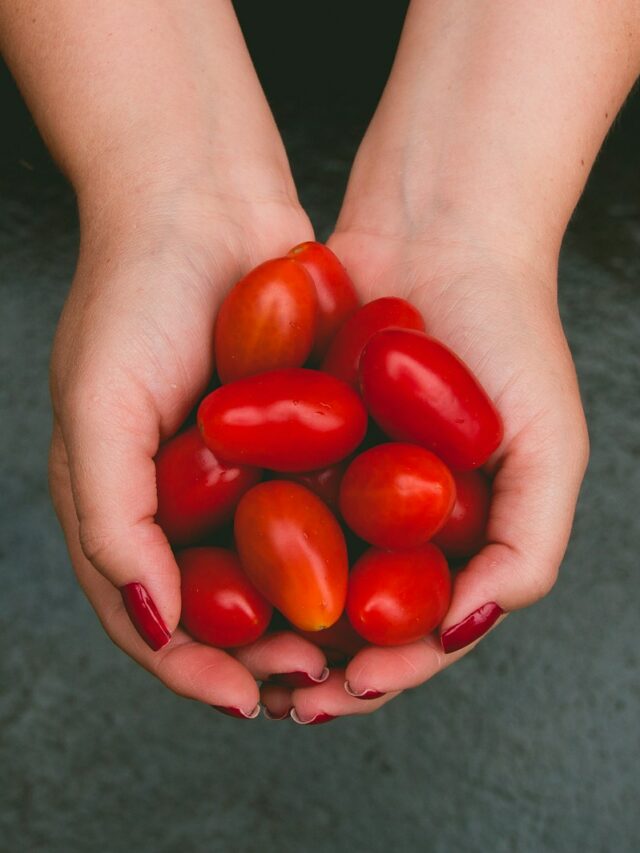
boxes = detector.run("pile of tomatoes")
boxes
[155,242,502,659]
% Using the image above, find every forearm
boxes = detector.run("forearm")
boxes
[0,0,294,219]
[338,0,640,263]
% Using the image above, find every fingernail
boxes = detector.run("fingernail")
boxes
[290,709,336,726]
[440,602,504,654]
[268,667,330,688]
[263,706,292,721]
[344,682,385,700]
[211,704,260,719]
[120,582,171,651]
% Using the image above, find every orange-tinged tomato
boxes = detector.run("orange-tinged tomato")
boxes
[215,257,317,383]
[234,481,348,631]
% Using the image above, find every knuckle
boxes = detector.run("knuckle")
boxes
[524,563,559,603]
[78,520,120,569]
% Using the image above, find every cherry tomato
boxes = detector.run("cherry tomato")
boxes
[321,296,425,387]
[214,257,317,383]
[295,613,367,664]
[154,426,261,546]
[198,368,368,472]
[360,329,503,469]
[287,241,360,360]
[432,469,491,558]
[279,458,350,512]
[234,481,348,631]
[339,443,456,549]
[178,547,272,648]
[346,545,451,646]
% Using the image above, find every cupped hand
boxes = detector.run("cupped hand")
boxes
[48,190,332,714]
[282,227,589,722]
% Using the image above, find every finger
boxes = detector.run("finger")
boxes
[440,412,589,654]
[260,684,294,720]
[343,633,483,697]
[233,631,329,688]
[290,669,399,724]
[49,429,260,714]
[56,380,182,648]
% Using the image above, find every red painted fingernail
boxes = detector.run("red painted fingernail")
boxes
[440,602,504,654]
[268,667,330,688]
[120,582,171,651]
[290,710,336,726]
[263,706,292,721]
[211,705,260,719]
[344,682,385,700]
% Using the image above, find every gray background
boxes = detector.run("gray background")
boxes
[1,4,639,851]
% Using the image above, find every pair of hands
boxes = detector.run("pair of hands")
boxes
[48,172,589,723]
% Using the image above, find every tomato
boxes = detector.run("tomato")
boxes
[432,469,491,558]
[234,481,348,631]
[346,545,451,646]
[154,426,261,546]
[178,547,272,647]
[360,329,503,469]
[295,613,367,664]
[339,443,456,549]
[214,257,317,383]
[198,368,368,472]
[279,458,350,513]
[321,296,425,387]
[287,241,360,360]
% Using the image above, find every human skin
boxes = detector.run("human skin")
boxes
[2,0,639,720]
[275,0,640,723]
[0,0,330,715]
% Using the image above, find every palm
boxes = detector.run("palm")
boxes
[274,230,588,721]
[49,205,332,712]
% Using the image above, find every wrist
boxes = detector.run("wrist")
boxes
[336,130,565,282]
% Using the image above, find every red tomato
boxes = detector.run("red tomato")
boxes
[178,547,272,647]
[214,257,317,383]
[154,426,261,546]
[198,368,368,472]
[346,545,451,646]
[360,329,503,470]
[321,297,425,387]
[234,481,348,631]
[432,469,491,558]
[339,443,456,549]
[279,458,350,512]
[287,241,360,360]
[295,613,367,664]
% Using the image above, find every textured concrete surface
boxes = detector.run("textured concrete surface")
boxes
[1,5,640,852]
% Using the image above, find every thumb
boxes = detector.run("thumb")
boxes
[58,387,181,651]
[440,410,589,653]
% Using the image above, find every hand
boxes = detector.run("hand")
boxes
[48,189,336,714]
[280,227,588,723]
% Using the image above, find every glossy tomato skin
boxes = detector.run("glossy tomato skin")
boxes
[214,257,317,383]
[347,545,451,646]
[360,329,503,470]
[154,426,261,546]
[432,469,491,558]
[339,443,456,549]
[287,241,360,360]
[279,458,350,513]
[234,481,348,631]
[178,547,272,648]
[321,297,425,387]
[198,368,368,472]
